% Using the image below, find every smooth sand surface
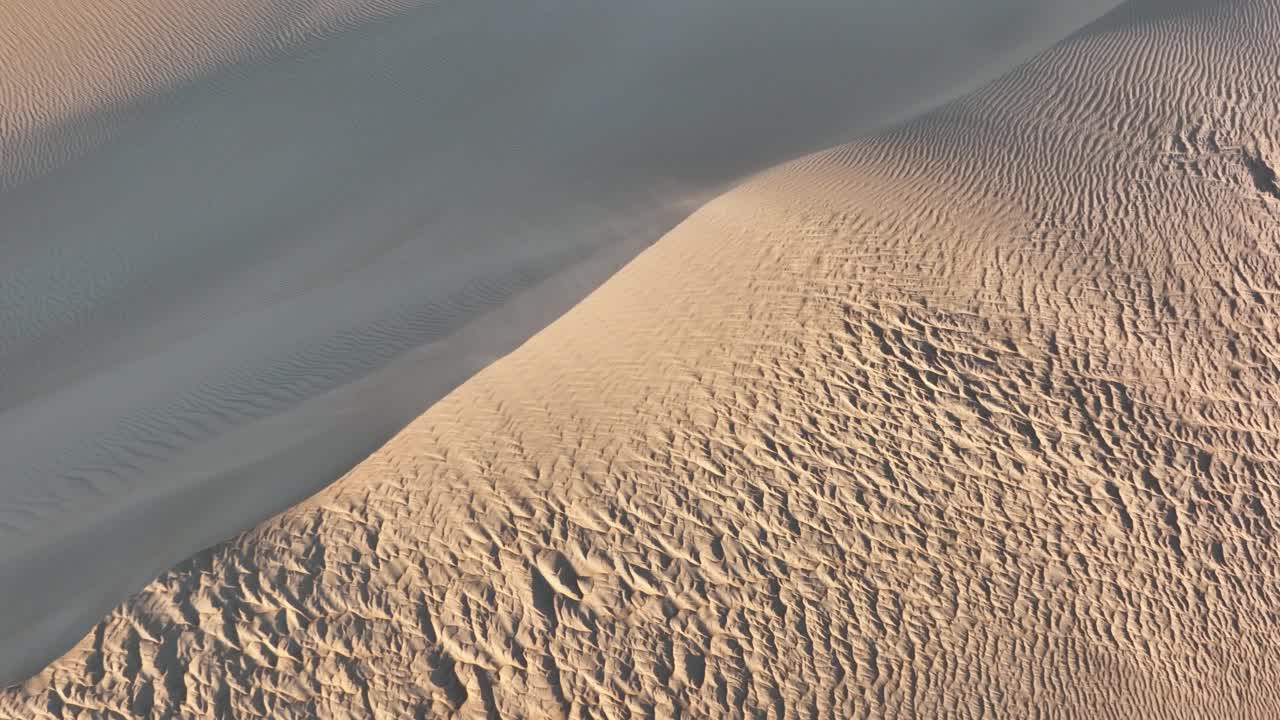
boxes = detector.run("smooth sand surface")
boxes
[6,0,1279,716]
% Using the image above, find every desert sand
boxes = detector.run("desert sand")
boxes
[0,0,1121,696]
[4,0,1280,717]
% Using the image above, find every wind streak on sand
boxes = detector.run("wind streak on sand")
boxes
[0,0,1119,686]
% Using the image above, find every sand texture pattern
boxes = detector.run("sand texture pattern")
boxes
[5,0,1280,717]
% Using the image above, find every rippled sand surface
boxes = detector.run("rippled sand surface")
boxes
[6,0,1280,717]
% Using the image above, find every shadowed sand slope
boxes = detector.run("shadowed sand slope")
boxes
[6,0,1280,717]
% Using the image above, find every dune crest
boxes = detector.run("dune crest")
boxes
[5,0,1280,717]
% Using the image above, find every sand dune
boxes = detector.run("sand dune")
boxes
[4,0,1278,716]
[0,0,432,189]
[0,0,1130,692]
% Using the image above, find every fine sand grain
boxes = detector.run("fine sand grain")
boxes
[7,0,1280,717]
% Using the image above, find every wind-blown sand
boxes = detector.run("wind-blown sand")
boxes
[4,0,1280,716]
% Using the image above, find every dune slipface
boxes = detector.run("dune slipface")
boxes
[5,0,1280,717]
[0,0,1126,690]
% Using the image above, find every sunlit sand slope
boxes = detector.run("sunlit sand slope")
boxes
[7,0,1280,717]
